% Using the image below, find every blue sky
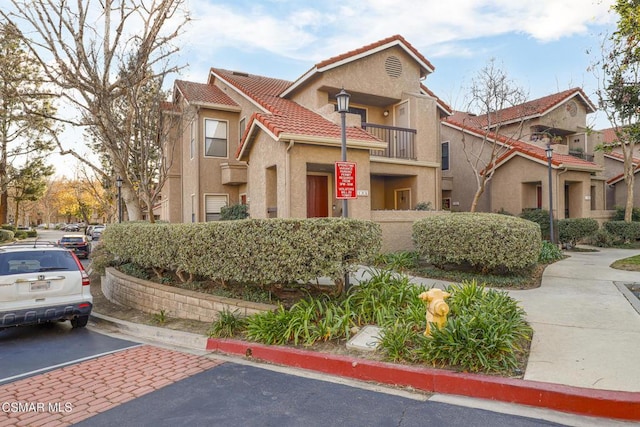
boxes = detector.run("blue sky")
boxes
[177,0,618,130]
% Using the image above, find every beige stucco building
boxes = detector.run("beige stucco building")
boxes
[160,35,451,251]
[440,88,611,223]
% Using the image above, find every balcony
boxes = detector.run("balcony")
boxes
[363,123,416,160]
[221,163,247,185]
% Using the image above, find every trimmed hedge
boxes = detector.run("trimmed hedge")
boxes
[557,218,599,246]
[0,229,14,242]
[604,221,640,242]
[101,218,381,285]
[412,213,542,274]
[519,209,554,241]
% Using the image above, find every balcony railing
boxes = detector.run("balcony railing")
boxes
[569,150,594,162]
[362,123,417,160]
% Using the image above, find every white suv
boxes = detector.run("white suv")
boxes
[0,241,92,329]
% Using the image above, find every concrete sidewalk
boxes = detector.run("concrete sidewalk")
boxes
[508,247,640,393]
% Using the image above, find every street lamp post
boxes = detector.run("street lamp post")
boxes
[336,89,351,292]
[336,88,350,218]
[116,176,123,223]
[545,143,555,244]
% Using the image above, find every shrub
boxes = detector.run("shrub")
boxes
[557,218,599,246]
[374,251,419,272]
[587,228,617,248]
[415,202,432,211]
[519,209,552,240]
[416,280,532,373]
[0,229,14,242]
[604,221,640,243]
[101,218,381,286]
[412,213,542,274]
[538,241,563,263]
[14,231,27,240]
[613,206,640,222]
[220,204,249,220]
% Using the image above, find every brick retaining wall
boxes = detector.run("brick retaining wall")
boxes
[102,267,277,322]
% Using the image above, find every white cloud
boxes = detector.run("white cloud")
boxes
[185,0,616,62]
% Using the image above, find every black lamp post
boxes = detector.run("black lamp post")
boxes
[116,176,123,223]
[336,88,351,218]
[545,143,555,244]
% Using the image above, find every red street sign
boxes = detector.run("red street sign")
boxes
[335,161,357,199]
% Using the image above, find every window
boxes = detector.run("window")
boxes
[442,198,451,210]
[204,119,228,157]
[205,195,228,221]
[441,142,450,171]
[239,117,246,143]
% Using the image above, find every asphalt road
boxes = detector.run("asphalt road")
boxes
[76,362,564,427]
[0,322,138,385]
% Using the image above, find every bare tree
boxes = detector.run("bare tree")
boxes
[1,0,189,221]
[458,59,530,212]
[592,0,640,223]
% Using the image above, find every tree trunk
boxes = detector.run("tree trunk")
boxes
[469,180,486,213]
[625,172,634,222]
[122,185,142,221]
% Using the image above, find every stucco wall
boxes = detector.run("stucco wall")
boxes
[372,210,449,253]
[102,268,276,322]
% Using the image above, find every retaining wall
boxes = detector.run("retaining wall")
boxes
[102,267,277,323]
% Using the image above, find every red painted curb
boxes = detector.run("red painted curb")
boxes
[207,338,640,421]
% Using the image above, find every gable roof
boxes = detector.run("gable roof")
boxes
[467,88,597,129]
[173,80,239,110]
[443,116,601,172]
[281,35,435,98]
[420,84,453,116]
[207,68,383,159]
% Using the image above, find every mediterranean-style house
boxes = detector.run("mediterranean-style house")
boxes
[600,127,640,209]
[440,88,612,222]
[160,35,452,251]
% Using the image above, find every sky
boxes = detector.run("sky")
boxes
[33,0,619,175]
[175,0,618,131]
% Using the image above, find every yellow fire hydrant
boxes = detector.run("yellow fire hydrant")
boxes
[418,289,451,336]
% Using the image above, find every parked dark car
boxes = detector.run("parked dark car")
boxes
[58,235,91,259]
[63,223,80,232]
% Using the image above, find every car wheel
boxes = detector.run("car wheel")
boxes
[71,315,89,328]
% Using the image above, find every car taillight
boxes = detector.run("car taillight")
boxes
[81,270,90,286]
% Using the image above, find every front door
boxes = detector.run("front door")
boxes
[307,175,328,217]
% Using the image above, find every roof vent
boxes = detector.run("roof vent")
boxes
[385,56,402,78]
[232,71,249,77]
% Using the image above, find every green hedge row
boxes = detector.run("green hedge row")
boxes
[412,213,541,274]
[557,218,599,246]
[604,221,640,242]
[101,218,381,285]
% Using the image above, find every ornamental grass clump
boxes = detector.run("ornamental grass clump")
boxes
[240,270,531,375]
[412,213,542,274]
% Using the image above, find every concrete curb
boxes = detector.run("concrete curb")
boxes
[206,338,640,422]
[90,312,209,350]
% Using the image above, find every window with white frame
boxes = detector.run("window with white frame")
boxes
[204,119,228,158]
[205,195,228,221]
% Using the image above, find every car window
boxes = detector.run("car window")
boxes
[0,250,79,275]
[61,237,85,243]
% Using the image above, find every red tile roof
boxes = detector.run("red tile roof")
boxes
[282,35,435,98]
[465,88,596,129]
[209,69,381,158]
[421,84,453,116]
[443,116,601,171]
[174,80,239,107]
[315,34,435,73]
[600,127,619,144]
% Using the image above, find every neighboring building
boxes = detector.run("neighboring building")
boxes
[160,35,450,247]
[440,88,610,220]
[600,127,640,209]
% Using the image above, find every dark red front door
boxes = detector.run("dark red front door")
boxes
[306,175,328,217]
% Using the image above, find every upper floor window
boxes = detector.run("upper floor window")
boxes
[204,119,228,158]
[441,141,450,171]
[239,117,246,144]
